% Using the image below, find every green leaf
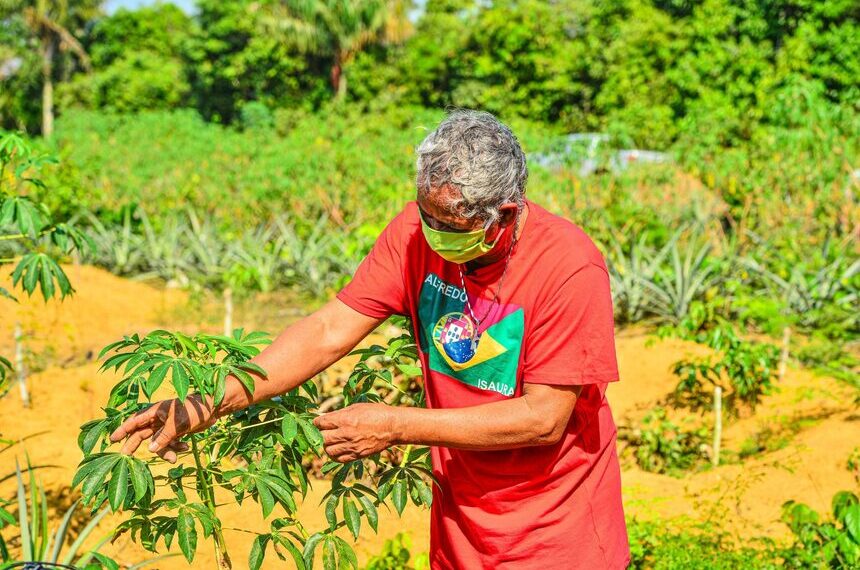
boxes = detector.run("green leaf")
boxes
[416,480,433,507]
[239,360,268,378]
[174,332,198,356]
[325,494,338,531]
[231,366,256,394]
[281,414,298,444]
[357,494,378,533]
[172,361,190,401]
[78,419,106,454]
[107,459,129,511]
[396,363,422,378]
[100,351,136,373]
[176,507,197,563]
[51,259,74,300]
[343,499,360,540]
[145,361,171,398]
[0,285,17,302]
[90,552,121,570]
[299,419,324,451]
[128,459,152,503]
[249,534,269,570]
[262,473,296,512]
[15,460,31,561]
[257,479,275,518]
[80,455,121,501]
[334,536,358,570]
[322,537,336,570]
[845,503,860,543]
[392,480,407,515]
[72,455,107,490]
[188,504,215,537]
[303,532,325,569]
[40,261,55,300]
[213,370,227,407]
[281,537,307,570]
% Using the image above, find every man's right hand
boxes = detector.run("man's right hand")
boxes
[109,394,217,463]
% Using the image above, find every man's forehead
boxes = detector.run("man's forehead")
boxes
[417,186,468,221]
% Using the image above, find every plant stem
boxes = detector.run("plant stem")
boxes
[191,437,232,570]
[15,322,29,408]
[399,445,413,467]
[778,326,791,381]
[712,387,722,467]
[0,226,55,241]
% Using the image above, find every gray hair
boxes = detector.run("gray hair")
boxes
[415,109,528,223]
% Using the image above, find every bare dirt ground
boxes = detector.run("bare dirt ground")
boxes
[0,265,857,568]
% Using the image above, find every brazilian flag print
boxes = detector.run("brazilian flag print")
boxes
[417,273,524,397]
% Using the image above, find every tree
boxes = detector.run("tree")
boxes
[85,3,192,68]
[261,0,391,99]
[0,14,41,131]
[0,0,100,137]
[187,0,322,123]
[55,3,194,113]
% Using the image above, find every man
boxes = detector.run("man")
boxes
[110,110,631,569]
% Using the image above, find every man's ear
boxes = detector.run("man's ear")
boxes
[497,203,519,227]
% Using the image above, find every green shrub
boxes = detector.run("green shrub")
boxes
[240,101,275,130]
[620,408,709,476]
[780,491,860,568]
[627,518,780,569]
[661,317,780,416]
[363,533,428,570]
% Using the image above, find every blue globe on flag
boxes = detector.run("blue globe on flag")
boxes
[432,313,479,364]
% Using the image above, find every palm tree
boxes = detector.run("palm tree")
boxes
[0,0,97,136]
[262,0,409,99]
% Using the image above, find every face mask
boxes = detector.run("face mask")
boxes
[419,212,503,264]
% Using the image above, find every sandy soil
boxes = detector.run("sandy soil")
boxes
[0,265,857,568]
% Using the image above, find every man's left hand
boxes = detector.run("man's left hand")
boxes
[313,402,397,463]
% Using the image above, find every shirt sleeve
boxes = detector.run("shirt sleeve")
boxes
[521,262,620,385]
[335,208,410,319]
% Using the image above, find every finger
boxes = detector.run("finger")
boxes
[120,427,155,456]
[324,443,352,457]
[157,447,177,464]
[148,420,178,453]
[333,453,357,464]
[110,405,158,442]
[321,429,348,446]
[157,441,190,464]
[314,413,341,430]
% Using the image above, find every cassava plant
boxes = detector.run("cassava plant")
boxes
[656,302,780,416]
[669,323,779,416]
[0,132,91,400]
[781,490,860,568]
[72,318,434,570]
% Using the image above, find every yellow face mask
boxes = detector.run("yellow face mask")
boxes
[419,211,502,264]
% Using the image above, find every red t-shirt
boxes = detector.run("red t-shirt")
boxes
[337,199,630,569]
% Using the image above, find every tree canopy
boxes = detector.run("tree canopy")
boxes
[0,0,857,149]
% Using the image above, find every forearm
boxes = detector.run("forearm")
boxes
[390,397,563,451]
[214,306,369,417]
